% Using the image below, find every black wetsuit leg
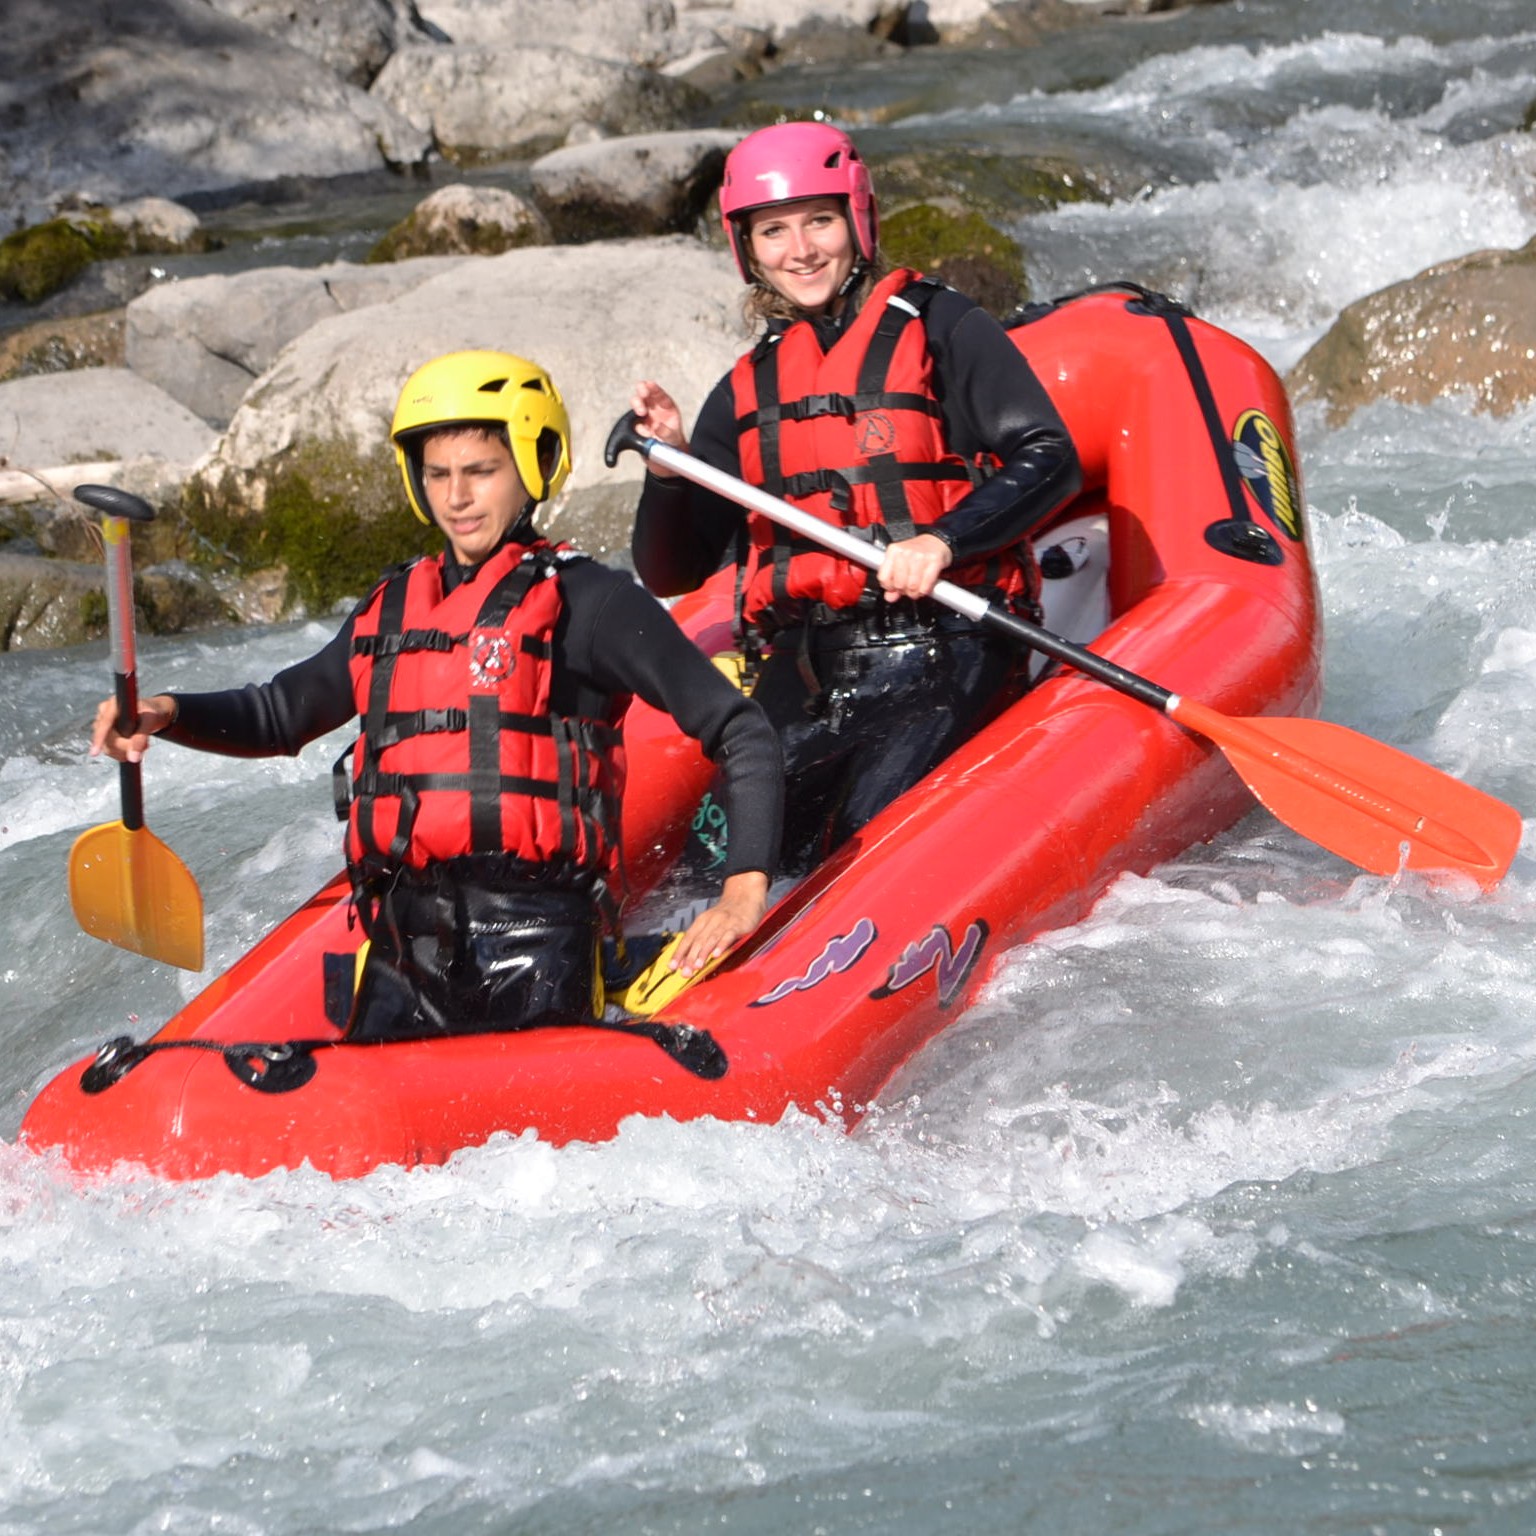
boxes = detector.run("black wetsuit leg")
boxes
[753,619,1018,870]
[347,872,602,1042]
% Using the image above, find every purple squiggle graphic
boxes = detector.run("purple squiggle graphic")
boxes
[751,917,878,1007]
[870,920,989,1008]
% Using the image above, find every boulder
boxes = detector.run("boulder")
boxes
[0,368,217,476]
[204,0,400,87]
[106,197,207,251]
[530,131,741,240]
[204,237,748,560]
[369,185,552,262]
[0,312,126,383]
[0,551,107,651]
[407,0,884,70]
[0,199,209,308]
[881,202,1027,316]
[728,0,903,40]
[0,548,235,650]
[413,0,685,65]
[370,44,707,159]
[126,257,466,426]
[1287,236,1536,425]
[0,0,432,232]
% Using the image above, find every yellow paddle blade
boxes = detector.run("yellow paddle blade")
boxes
[68,820,205,971]
[605,931,729,1017]
[710,650,749,691]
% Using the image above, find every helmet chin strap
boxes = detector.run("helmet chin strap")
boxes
[837,257,870,301]
[506,498,540,545]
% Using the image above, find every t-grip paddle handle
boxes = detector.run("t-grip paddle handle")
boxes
[74,485,156,833]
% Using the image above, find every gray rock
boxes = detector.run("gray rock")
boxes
[106,197,205,250]
[205,0,399,87]
[531,131,741,240]
[207,237,749,546]
[414,0,683,65]
[0,551,104,651]
[370,44,706,158]
[0,0,432,230]
[370,185,552,262]
[126,259,467,426]
[0,368,217,475]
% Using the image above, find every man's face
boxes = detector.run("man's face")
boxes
[421,428,526,566]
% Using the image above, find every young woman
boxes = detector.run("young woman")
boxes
[629,120,1082,867]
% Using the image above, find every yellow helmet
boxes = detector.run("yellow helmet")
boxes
[390,350,574,524]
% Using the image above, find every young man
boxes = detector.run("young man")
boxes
[92,350,782,1040]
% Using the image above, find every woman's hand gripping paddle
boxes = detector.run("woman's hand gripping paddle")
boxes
[605,415,1522,890]
[67,485,204,970]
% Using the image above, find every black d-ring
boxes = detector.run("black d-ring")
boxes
[223,1042,319,1094]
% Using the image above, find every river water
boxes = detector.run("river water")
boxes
[5,2,1536,1531]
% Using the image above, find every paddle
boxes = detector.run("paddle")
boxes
[604,415,1523,890]
[67,485,205,970]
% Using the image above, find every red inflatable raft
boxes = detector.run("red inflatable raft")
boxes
[21,288,1321,1180]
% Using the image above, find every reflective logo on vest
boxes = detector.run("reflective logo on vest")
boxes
[469,631,515,689]
[856,410,896,456]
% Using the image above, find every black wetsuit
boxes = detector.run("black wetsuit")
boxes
[632,282,1081,866]
[162,551,782,1041]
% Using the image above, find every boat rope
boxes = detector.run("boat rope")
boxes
[1005,281,1282,567]
[79,1012,729,1097]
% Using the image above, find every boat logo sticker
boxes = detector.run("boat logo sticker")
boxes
[1232,409,1303,541]
[469,631,515,689]
[751,917,878,1007]
[871,920,989,1009]
[856,410,897,456]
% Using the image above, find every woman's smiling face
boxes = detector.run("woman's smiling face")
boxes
[745,197,856,317]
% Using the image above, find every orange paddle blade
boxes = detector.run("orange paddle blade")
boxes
[68,820,205,971]
[1170,698,1523,889]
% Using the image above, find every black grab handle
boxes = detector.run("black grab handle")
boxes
[73,484,157,523]
[603,411,652,469]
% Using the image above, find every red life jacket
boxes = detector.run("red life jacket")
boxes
[339,542,624,885]
[731,267,1035,628]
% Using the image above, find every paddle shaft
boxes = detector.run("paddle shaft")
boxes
[606,416,1172,709]
[74,485,157,832]
[104,519,145,832]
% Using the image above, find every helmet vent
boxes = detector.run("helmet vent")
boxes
[478,378,508,393]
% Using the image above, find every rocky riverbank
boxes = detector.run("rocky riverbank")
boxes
[3,0,1535,649]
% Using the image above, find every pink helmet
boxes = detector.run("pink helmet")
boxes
[718,121,878,282]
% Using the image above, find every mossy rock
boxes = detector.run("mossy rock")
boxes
[367,189,549,263]
[881,203,1028,316]
[0,217,130,306]
[183,440,433,618]
[876,149,1109,223]
[0,310,127,382]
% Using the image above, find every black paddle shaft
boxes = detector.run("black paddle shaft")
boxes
[74,485,156,832]
[603,413,1174,712]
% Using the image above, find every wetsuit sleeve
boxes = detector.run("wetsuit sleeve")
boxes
[159,618,357,758]
[629,374,749,597]
[559,563,783,878]
[922,289,1083,564]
